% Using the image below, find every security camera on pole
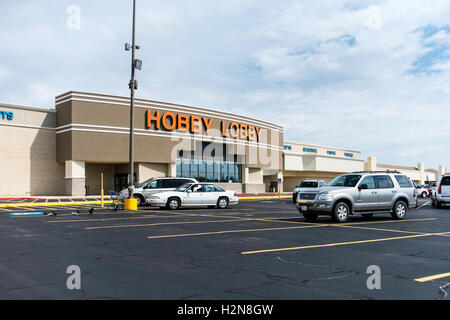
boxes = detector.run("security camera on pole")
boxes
[124,0,142,211]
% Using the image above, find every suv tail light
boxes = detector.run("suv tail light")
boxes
[438,185,442,194]
[413,189,417,198]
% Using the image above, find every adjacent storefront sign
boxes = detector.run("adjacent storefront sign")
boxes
[303,147,318,153]
[0,110,14,120]
[345,152,354,158]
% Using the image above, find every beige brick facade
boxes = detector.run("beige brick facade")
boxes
[0,104,65,196]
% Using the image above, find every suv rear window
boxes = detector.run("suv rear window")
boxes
[441,176,450,186]
[395,175,413,188]
[299,181,318,188]
[375,175,394,189]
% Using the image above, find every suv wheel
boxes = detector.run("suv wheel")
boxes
[391,200,407,219]
[217,197,229,209]
[303,212,318,222]
[166,198,180,210]
[332,202,350,223]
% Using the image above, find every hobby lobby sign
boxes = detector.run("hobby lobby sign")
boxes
[146,109,262,142]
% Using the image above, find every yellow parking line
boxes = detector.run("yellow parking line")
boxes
[48,213,205,223]
[84,217,280,230]
[241,233,434,255]
[345,218,437,225]
[147,225,322,239]
[334,225,429,235]
[152,210,315,227]
[415,201,431,210]
[414,272,450,283]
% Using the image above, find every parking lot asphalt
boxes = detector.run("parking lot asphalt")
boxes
[0,198,449,300]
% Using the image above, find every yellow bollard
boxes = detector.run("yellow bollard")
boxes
[100,173,104,208]
[124,198,138,211]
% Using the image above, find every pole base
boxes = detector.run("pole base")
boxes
[124,198,138,211]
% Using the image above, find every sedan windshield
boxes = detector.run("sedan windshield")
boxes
[175,183,193,192]
[328,175,362,187]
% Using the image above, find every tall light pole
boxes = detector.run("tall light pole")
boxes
[125,0,142,201]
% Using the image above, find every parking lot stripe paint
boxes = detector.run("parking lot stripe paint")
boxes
[241,233,435,255]
[415,201,431,210]
[414,272,450,283]
[48,213,207,223]
[147,225,322,239]
[84,217,282,230]
[335,225,429,235]
[340,218,437,226]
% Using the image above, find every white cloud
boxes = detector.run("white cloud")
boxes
[0,0,449,170]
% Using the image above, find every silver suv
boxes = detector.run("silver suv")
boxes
[432,175,450,208]
[292,180,325,203]
[119,177,198,205]
[296,171,417,222]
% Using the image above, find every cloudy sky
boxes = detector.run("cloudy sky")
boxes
[0,0,449,170]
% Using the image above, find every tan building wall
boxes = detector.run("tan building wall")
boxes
[137,163,168,182]
[282,141,364,192]
[85,163,115,196]
[55,91,285,195]
[0,103,65,196]
[364,156,441,184]
[55,91,284,170]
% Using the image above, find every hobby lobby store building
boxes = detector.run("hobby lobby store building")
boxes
[0,91,445,197]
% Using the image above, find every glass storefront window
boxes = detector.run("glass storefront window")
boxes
[206,162,214,182]
[176,159,242,183]
[220,163,227,182]
[213,162,220,182]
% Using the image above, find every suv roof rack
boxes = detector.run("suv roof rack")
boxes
[352,170,402,174]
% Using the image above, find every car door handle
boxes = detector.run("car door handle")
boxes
[392,191,397,193]
[371,191,377,194]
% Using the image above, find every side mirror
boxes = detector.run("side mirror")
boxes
[359,184,368,190]
[187,189,192,193]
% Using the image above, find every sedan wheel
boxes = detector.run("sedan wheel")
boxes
[217,197,229,209]
[167,198,180,210]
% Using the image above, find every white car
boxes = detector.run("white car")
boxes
[147,182,239,210]
[415,185,429,198]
